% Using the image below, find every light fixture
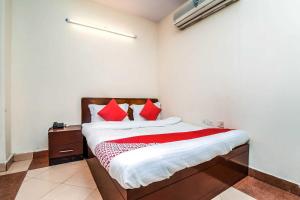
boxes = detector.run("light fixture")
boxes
[65,18,137,39]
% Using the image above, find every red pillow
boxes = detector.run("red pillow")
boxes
[140,99,161,120]
[98,99,127,121]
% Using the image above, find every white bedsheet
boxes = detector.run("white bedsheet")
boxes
[82,117,249,189]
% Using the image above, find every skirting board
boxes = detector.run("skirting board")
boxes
[0,154,14,172]
[14,149,48,162]
[14,152,33,162]
[1,149,48,172]
[249,168,300,196]
[0,163,5,172]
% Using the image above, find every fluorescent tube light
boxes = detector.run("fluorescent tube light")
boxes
[65,18,137,39]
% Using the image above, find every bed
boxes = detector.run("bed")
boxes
[81,98,250,200]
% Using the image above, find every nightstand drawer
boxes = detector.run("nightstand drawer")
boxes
[49,131,83,146]
[50,143,83,158]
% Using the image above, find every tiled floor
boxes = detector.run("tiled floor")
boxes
[234,176,300,200]
[0,158,299,200]
[16,161,101,200]
[0,160,32,176]
[0,172,26,200]
[29,151,49,170]
[212,188,255,200]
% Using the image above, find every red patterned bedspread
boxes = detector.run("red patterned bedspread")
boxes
[94,128,232,170]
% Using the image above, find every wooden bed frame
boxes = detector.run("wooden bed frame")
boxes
[81,98,249,200]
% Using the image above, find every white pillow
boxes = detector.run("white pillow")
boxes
[88,103,129,122]
[130,102,161,121]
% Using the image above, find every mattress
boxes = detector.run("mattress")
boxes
[82,117,249,189]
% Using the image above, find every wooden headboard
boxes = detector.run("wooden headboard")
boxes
[81,98,158,123]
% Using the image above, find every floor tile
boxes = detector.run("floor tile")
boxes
[0,171,7,176]
[29,156,49,170]
[212,196,222,200]
[65,166,97,189]
[84,189,103,200]
[27,166,50,178]
[211,195,222,200]
[23,175,32,182]
[34,162,83,183]
[234,176,300,200]
[0,172,26,200]
[69,160,88,168]
[16,178,58,200]
[40,184,93,200]
[29,150,49,170]
[6,160,32,174]
[219,187,255,200]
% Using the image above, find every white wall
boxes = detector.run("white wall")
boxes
[11,0,159,153]
[0,0,6,163]
[4,0,11,160]
[0,0,12,163]
[158,0,300,185]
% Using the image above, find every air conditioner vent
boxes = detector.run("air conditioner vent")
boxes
[174,0,239,30]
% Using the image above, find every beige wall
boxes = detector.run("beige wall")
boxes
[0,0,12,163]
[158,0,300,185]
[11,0,159,153]
[4,0,11,160]
[0,0,6,163]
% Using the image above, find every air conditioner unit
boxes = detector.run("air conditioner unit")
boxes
[174,0,239,29]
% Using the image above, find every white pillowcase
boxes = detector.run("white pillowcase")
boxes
[130,102,161,121]
[88,104,130,122]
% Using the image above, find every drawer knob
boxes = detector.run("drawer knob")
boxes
[59,149,74,153]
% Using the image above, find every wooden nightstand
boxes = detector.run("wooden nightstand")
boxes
[48,125,83,165]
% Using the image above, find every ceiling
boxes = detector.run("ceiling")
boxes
[92,0,187,22]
